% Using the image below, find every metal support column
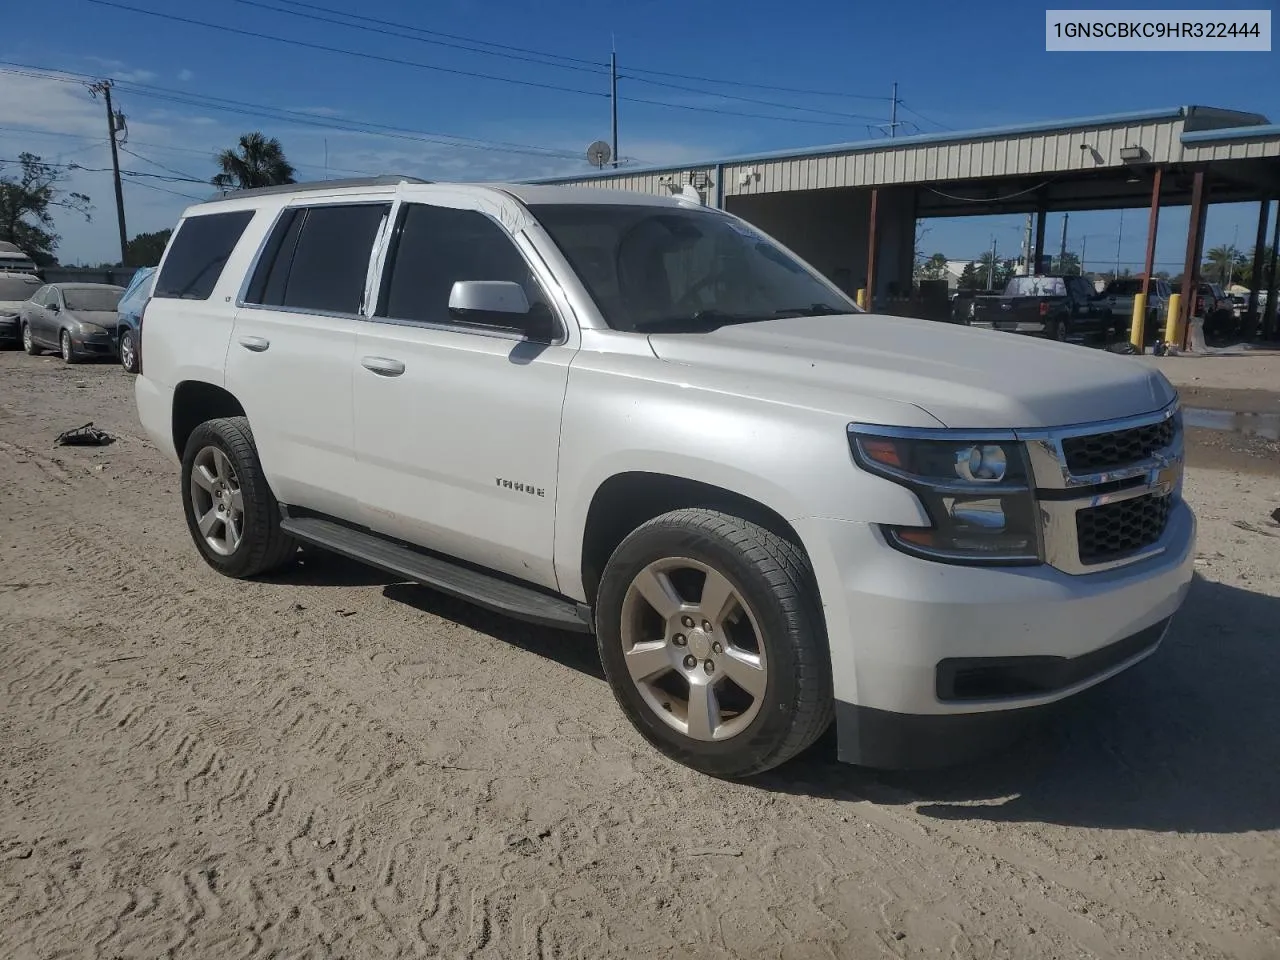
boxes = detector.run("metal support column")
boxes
[1264,210,1280,340]
[864,187,879,310]
[1245,200,1270,340]
[1130,168,1163,347]
[1177,170,1210,350]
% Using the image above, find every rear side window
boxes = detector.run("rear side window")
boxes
[247,203,389,315]
[377,203,548,328]
[154,210,255,300]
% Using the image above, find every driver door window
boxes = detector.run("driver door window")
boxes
[377,203,552,332]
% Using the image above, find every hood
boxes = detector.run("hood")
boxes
[648,313,1176,430]
[0,299,27,314]
[65,310,119,329]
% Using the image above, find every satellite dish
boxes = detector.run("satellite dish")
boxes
[586,140,612,168]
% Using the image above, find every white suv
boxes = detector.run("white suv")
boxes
[135,177,1195,777]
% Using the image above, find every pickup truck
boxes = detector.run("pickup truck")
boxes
[1103,277,1172,342]
[970,275,1112,342]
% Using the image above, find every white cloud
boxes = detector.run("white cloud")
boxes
[178,69,194,82]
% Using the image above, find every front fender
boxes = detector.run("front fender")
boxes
[553,363,932,600]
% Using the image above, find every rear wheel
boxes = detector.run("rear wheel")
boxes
[1050,318,1070,342]
[595,509,833,779]
[180,416,296,578]
[119,328,138,373]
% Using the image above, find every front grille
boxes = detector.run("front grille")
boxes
[1076,493,1172,565]
[1061,417,1176,474]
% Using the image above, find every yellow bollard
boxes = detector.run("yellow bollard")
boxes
[1164,292,1182,346]
[1129,292,1147,349]
[856,288,867,310]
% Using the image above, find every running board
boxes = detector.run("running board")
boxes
[279,514,593,633]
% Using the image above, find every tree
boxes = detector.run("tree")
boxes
[1240,245,1275,290]
[959,262,979,290]
[126,228,172,266]
[211,133,296,191]
[1203,244,1247,285]
[1054,252,1082,275]
[974,252,1013,290]
[916,252,948,281]
[0,153,92,266]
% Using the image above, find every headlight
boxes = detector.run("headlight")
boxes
[77,322,108,335]
[848,428,1042,565]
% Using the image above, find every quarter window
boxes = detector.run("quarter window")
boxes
[247,203,389,315]
[154,210,255,300]
[377,204,550,329]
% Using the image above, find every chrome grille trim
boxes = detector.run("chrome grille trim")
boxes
[1019,400,1183,575]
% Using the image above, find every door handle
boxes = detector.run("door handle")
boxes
[361,356,406,377]
[238,335,270,352]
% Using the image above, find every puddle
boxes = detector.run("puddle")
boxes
[1183,408,1280,442]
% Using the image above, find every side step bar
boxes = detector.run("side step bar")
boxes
[279,513,593,633]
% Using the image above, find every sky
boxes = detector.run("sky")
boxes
[0,0,1276,268]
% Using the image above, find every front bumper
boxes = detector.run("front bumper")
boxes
[0,316,18,342]
[74,332,117,357]
[794,500,1195,768]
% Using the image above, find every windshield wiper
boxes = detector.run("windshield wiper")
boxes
[632,310,775,333]
[772,303,849,318]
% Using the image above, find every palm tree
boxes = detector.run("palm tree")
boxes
[1203,244,1247,286]
[211,133,296,191]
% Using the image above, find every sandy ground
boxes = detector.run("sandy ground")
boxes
[2,350,1279,960]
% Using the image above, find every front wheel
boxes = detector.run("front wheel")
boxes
[180,416,297,578]
[595,509,833,778]
[21,324,40,355]
[60,330,79,364]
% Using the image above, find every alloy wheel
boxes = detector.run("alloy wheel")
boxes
[189,445,245,556]
[619,558,768,741]
[120,331,135,371]
[60,332,72,362]
[21,325,32,352]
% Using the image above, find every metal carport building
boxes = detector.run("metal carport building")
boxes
[532,105,1280,341]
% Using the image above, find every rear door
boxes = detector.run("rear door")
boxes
[226,199,392,521]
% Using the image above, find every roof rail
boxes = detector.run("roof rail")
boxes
[221,175,431,199]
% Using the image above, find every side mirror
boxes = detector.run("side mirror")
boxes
[50,302,61,313]
[448,280,557,342]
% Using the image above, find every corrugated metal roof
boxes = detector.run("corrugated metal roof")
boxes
[532,104,1275,188]
[1182,123,1280,143]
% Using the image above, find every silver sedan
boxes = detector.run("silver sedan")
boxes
[20,282,125,363]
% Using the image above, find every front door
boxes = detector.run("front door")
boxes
[353,198,576,590]
[225,199,392,521]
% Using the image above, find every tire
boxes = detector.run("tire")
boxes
[22,324,40,356]
[1050,318,1069,342]
[180,416,297,578]
[595,508,833,779]
[119,328,139,373]
[60,330,79,364]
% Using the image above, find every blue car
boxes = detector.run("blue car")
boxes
[112,266,156,373]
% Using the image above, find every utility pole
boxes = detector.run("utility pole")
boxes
[1022,213,1033,275]
[1081,235,1088,275]
[890,81,899,138]
[1116,208,1124,275]
[610,43,619,169]
[89,79,128,267]
[987,236,998,291]
[1059,212,1069,271]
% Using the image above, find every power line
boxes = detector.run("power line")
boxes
[255,0,892,101]
[76,3,883,128]
[125,178,206,201]
[118,145,204,183]
[233,0,882,123]
[230,0,610,76]
[0,63,587,161]
[899,102,952,131]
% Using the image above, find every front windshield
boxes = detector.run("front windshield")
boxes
[63,287,124,312]
[530,203,858,332]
